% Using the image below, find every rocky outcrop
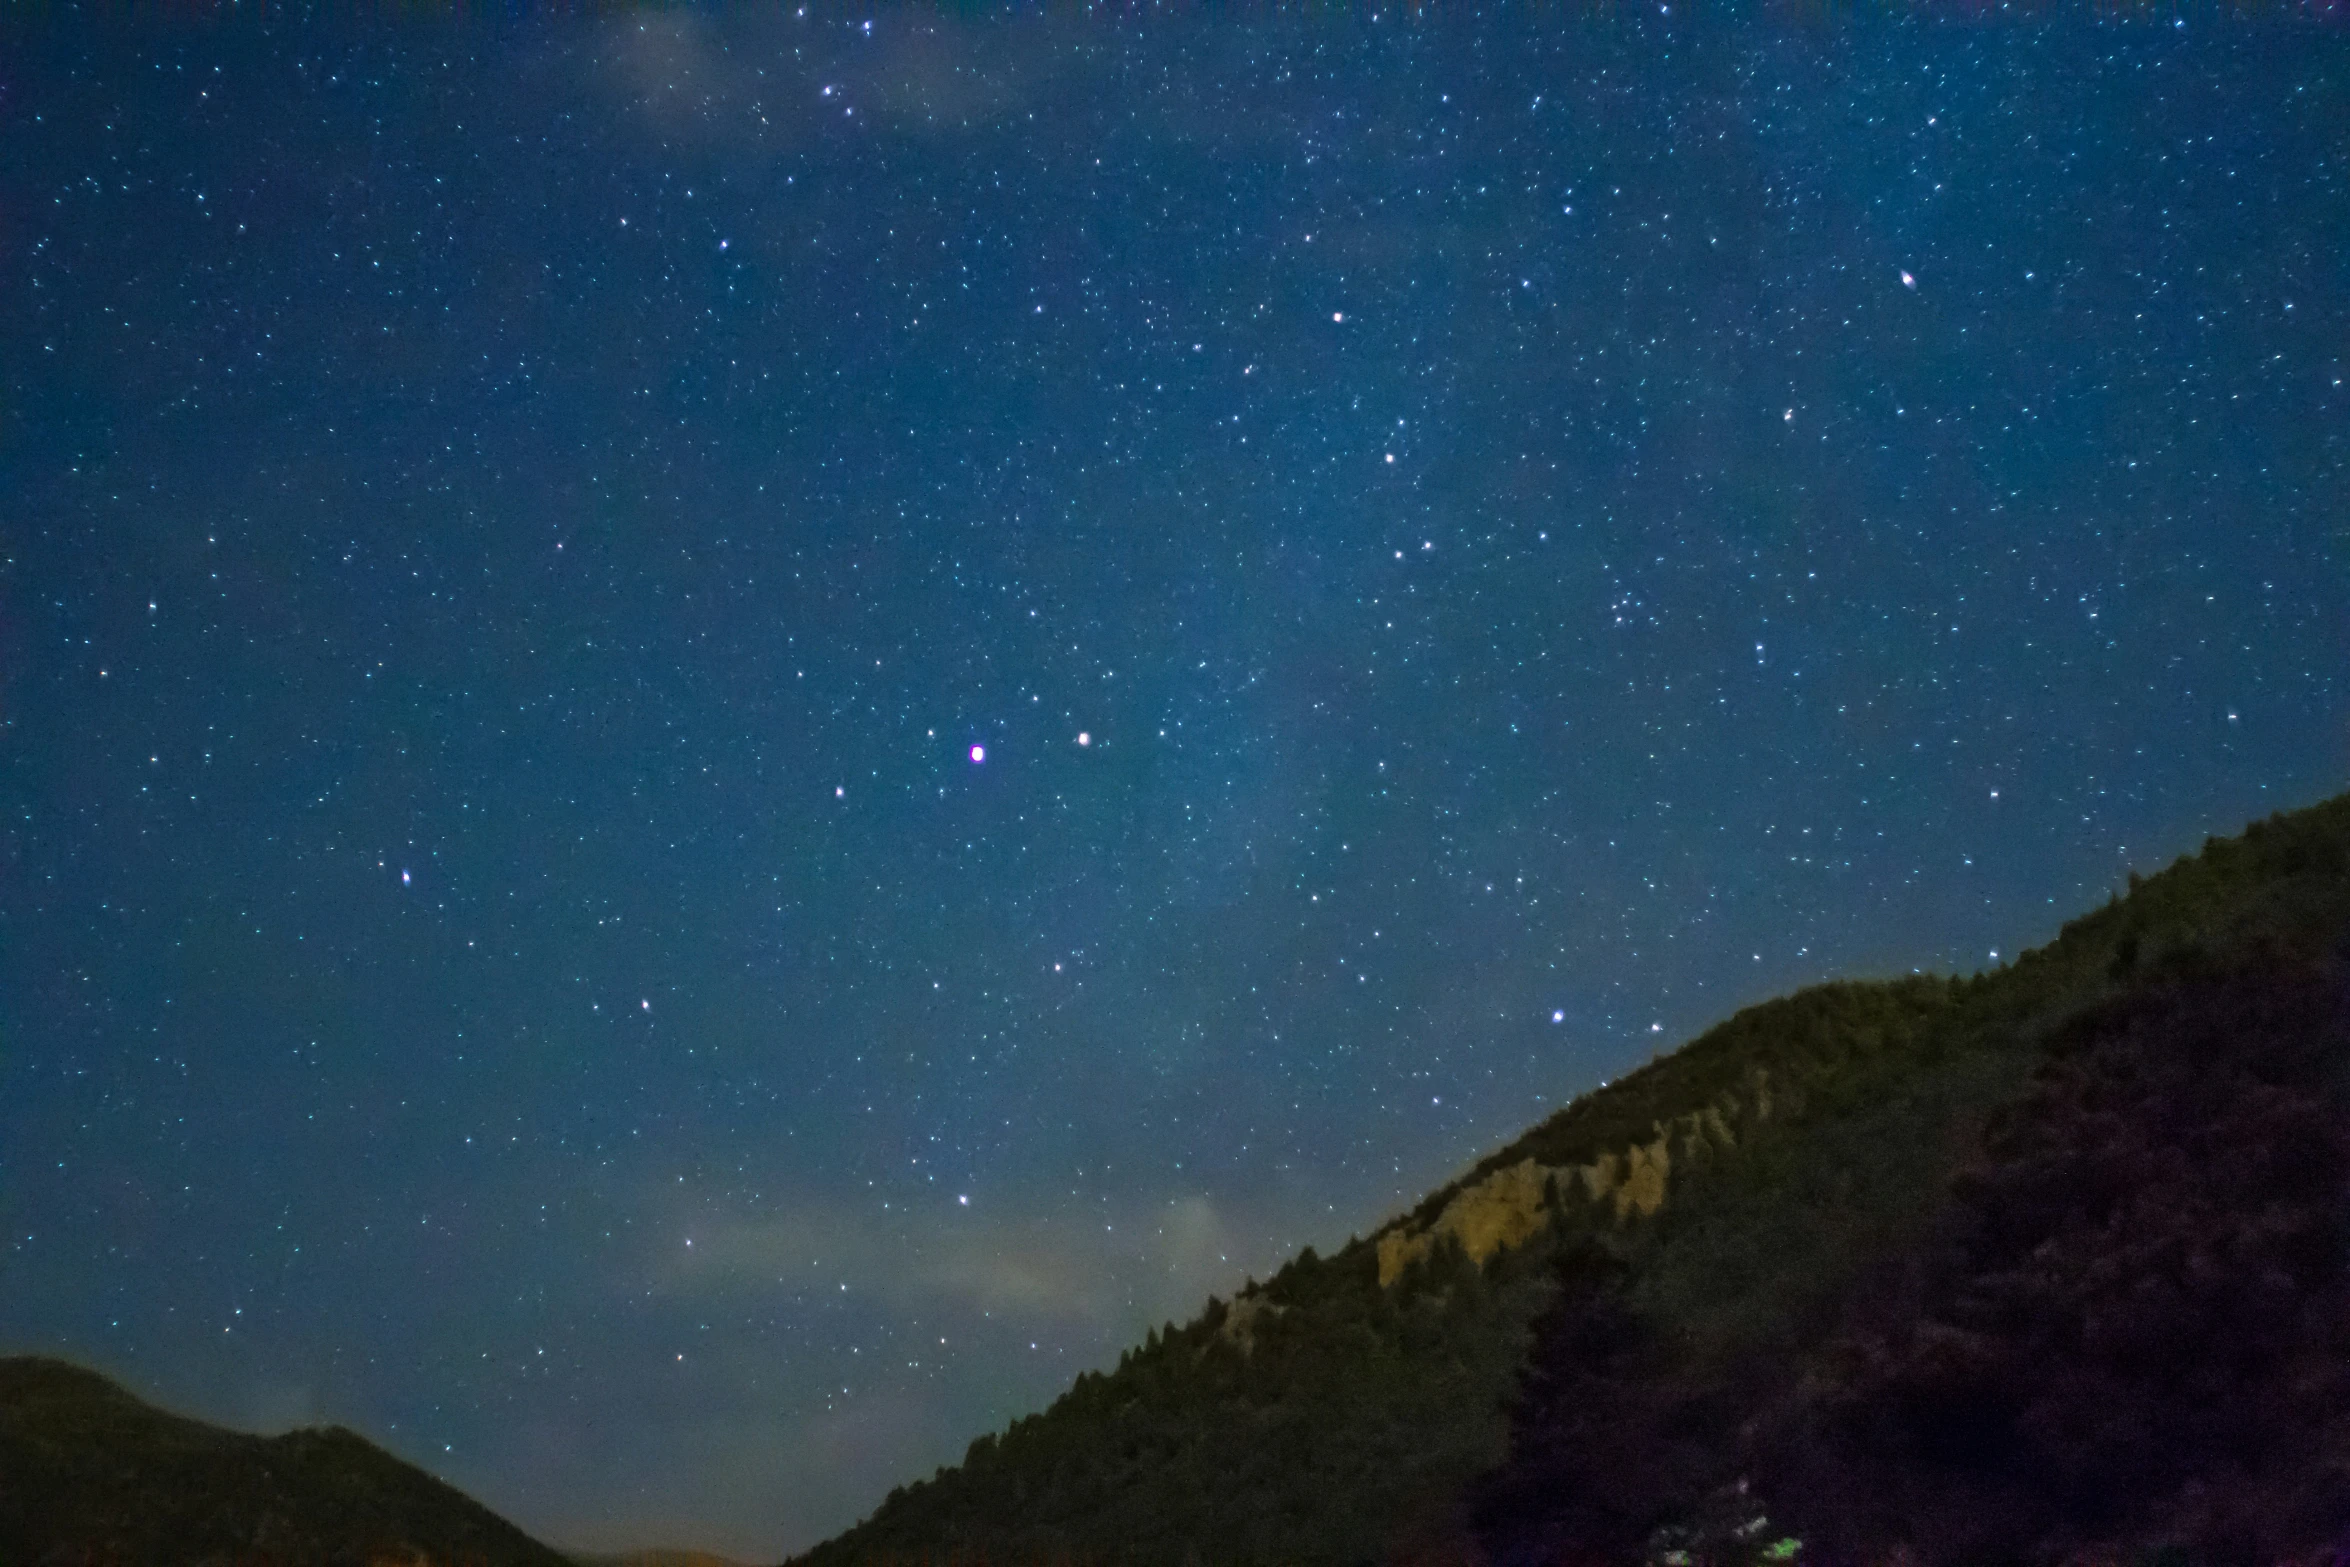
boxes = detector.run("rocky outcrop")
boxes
[1375,1069,1776,1287]
[1217,1292,1287,1354]
[1376,1158,1558,1287]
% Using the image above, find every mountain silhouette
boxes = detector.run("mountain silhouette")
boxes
[792,793,2350,1567]
[0,1356,575,1567]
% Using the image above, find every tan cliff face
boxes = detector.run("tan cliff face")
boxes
[1374,1158,1557,1288]
[1374,1069,1776,1287]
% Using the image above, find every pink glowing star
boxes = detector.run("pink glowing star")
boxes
[970,744,986,763]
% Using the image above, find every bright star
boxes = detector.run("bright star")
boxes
[970,744,986,763]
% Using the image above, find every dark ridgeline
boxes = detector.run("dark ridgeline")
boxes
[1481,954,2350,1566]
[793,794,2350,1567]
[9,797,2345,1567]
[1737,948,2350,1563]
[0,1357,574,1567]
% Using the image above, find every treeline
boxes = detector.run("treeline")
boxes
[798,796,2350,1567]
[1478,947,2350,1564]
[829,1232,1547,1567]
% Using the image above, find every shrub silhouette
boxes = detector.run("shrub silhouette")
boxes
[1752,956,2350,1565]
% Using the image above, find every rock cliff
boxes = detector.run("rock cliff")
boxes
[1374,1070,1776,1285]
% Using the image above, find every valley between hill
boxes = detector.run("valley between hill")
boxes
[8,796,2344,1567]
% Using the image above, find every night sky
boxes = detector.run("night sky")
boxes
[3,5,2345,1557]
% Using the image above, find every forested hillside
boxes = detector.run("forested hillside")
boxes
[795,794,2350,1567]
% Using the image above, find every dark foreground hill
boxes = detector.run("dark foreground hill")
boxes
[794,794,2350,1567]
[0,1356,574,1567]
